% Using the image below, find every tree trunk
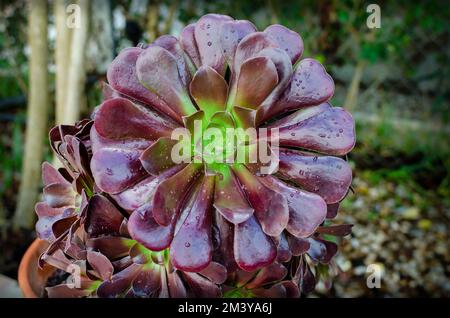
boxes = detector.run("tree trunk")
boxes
[54,0,72,125]
[86,0,114,74]
[344,60,365,112]
[64,0,89,124]
[14,0,49,229]
[146,1,159,42]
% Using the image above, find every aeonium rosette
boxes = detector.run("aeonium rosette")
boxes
[35,13,355,298]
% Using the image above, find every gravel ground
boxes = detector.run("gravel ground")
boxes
[316,171,450,297]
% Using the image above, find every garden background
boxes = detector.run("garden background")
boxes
[0,0,448,297]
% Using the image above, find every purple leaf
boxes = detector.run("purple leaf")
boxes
[140,137,179,175]
[94,97,174,141]
[180,23,201,68]
[260,59,334,121]
[326,202,340,219]
[277,148,352,203]
[136,46,197,118]
[97,263,141,298]
[194,14,233,76]
[181,272,221,298]
[43,183,75,208]
[190,66,228,119]
[106,47,181,122]
[234,215,277,272]
[127,203,176,251]
[198,262,227,284]
[220,20,257,69]
[91,146,148,194]
[152,163,203,226]
[246,262,287,289]
[317,224,353,237]
[213,165,254,224]
[235,56,279,109]
[170,176,214,272]
[260,176,327,238]
[307,237,338,264]
[276,107,356,155]
[264,24,303,64]
[85,195,124,237]
[233,165,288,236]
[153,35,191,86]
[87,250,114,281]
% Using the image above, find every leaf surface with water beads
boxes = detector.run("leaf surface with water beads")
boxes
[277,148,352,204]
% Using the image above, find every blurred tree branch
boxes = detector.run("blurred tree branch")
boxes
[64,0,89,124]
[54,0,72,126]
[14,0,49,229]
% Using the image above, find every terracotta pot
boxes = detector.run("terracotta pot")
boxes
[18,239,55,298]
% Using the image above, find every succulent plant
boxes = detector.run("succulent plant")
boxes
[35,13,355,298]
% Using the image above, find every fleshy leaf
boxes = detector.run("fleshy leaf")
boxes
[213,165,254,224]
[307,238,338,264]
[264,24,303,64]
[42,162,70,186]
[167,272,187,298]
[86,236,134,260]
[234,215,277,272]
[43,183,75,208]
[194,14,233,76]
[260,176,327,238]
[276,107,356,155]
[274,233,292,263]
[180,23,201,68]
[127,203,176,251]
[287,235,310,256]
[227,32,276,109]
[213,211,238,272]
[170,176,214,272]
[35,202,73,240]
[136,46,197,118]
[190,66,228,119]
[97,263,141,298]
[235,56,278,109]
[181,272,221,298]
[131,265,162,297]
[316,224,353,237]
[85,195,124,237]
[94,97,174,141]
[140,137,179,175]
[254,47,293,125]
[198,262,227,284]
[153,35,191,86]
[277,149,352,203]
[326,202,339,219]
[233,165,288,236]
[246,262,287,289]
[220,20,257,68]
[152,163,203,226]
[91,146,148,194]
[111,165,185,211]
[87,250,114,281]
[259,59,334,121]
[111,175,157,212]
[106,47,180,122]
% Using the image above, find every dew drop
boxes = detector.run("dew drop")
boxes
[184,242,191,248]
[207,41,212,46]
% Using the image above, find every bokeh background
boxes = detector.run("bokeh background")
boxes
[0,0,448,297]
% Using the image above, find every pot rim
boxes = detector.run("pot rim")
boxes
[18,238,53,298]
